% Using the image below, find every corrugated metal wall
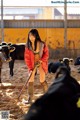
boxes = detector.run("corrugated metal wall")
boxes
[0,20,80,28]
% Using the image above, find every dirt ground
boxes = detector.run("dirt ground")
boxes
[0,60,80,120]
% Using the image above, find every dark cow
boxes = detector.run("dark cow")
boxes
[0,43,15,83]
[74,57,80,65]
[24,67,80,120]
[9,43,25,76]
[74,57,80,73]
[48,58,71,73]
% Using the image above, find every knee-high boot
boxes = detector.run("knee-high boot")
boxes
[41,81,48,93]
[23,82,34,104]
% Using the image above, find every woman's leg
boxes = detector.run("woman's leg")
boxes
[39,64,48,93]
[24,69,36,104]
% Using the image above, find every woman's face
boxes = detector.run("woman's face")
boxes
[29,33,35,42]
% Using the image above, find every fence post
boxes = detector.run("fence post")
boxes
[1,0,4,42]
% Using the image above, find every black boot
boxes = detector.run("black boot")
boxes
[23,82,34,104]
[41,81,48,93]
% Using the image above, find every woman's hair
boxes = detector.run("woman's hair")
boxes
[26,29,44,51]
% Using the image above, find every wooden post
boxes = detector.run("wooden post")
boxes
[1,0,4,42]
[64,0,67,49]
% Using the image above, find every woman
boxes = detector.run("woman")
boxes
[24,29,49,104]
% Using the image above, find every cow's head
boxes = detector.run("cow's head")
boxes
[59,58,73,65]
[55,66,70,79]
[0,43,15,62]
[74,57,80,65]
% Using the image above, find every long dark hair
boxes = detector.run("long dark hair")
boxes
[26,29,43,51]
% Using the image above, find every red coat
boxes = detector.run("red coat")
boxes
[24,43,49,73]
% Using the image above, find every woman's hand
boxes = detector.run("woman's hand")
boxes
[39,60,42,64]
[28,70,32,77]
[35,60,42,67]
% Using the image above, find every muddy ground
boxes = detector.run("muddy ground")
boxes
[0,60,80,120]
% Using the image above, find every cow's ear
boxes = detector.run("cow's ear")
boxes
[1,42,7,46]
[8,42,12,46]
[60,60,63,63]
[10,47,15,52]
[0,46,2,51]
[59,59,63,63]
[69,58,73,62]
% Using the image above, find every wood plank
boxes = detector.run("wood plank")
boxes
[0,83,22,89]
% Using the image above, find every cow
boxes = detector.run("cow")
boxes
[48,58,71,74]
[7,43,38,77]
[24,67,80,120]
[0,43,15,83]
[8,43,25,76]
[74,57,80,73]
[74,57,80,65]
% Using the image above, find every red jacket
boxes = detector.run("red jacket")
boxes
[24,43,49,73]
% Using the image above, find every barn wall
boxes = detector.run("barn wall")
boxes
[0,28,80,49]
